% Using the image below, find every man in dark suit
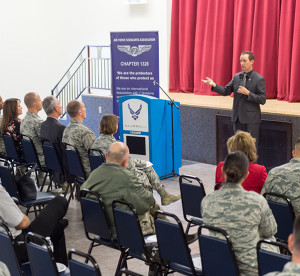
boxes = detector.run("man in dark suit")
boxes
[202,51,266,144]
[40,96,68,187]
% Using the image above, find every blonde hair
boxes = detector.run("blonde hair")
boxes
[226,130,257,163]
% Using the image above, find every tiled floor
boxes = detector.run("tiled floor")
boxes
[63,160,216,275]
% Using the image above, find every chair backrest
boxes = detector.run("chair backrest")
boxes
[80,189,113,243]
[88,148,105,172]
[3,134,20,162]
[68,248,101,276]
[257,239,291,276]
[0,222,25,276]
[21,135,41,167]
[0,162,20,200]
[42,144,63,173]
[25,232,59,276]
[263,192,295,242]
[64,143,86,180]
[154,211,198,275]
[112,200,148,260]
[179,175,206,220]
[198,224,240,276]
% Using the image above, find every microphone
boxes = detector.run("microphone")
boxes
[239,73,244,80]
[153,80,156,86]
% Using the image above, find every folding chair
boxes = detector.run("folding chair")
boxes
[0,222,31,276]
[179,174,206,234]
[25,232,70,276]
[263,192,295,242]
[257,239,291,276]
[154,210,203,275]
[21,135,49,190]
[0,159,54,216]
[80,189,121,271]
[42,143,71,198]
[3,134,23,166]
[198,224,240,276]
[112,200,160,274]
[68,248,101,276]
[88,148,105,172]
[64,143,86,200]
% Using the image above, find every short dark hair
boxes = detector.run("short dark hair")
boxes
[241,51,255,61]
[100,114,118,135]
[293,215,300,252]
[24,92,37,108]
[67,100,81,118]
[295,138,300,150]
[223,151,249,183]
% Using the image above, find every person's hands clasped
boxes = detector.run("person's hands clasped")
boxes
[202,77,216,87]
[237,86,250,95]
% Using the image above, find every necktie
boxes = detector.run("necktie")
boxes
[242,74,247,87]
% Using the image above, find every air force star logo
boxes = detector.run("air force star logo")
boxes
[117,45,152,57]
[128,104,142,120]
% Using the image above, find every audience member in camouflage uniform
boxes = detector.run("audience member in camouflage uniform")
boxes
[20,92,45,166]
[0,96,6,157]
[201,151,277,276]
[265,214,300,275]
[62,100,96,178]
[91,114,181,206]
[261,138,300,215]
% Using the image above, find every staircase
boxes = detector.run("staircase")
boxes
[51,45,111,117]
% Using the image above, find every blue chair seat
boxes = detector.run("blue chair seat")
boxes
[23,191,55,205]
[170,254,202,275]
[257,239,291,276]
[0,160,56,216]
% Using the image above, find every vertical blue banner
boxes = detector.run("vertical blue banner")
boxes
[110,31,159,118]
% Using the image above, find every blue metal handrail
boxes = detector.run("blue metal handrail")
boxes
[51,45,111,118]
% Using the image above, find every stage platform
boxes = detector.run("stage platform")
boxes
[171,93,300,117]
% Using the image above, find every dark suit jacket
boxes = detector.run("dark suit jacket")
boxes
[40,117,67,184]
[212,70,266,124]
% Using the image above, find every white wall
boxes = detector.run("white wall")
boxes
[0,0,172,116]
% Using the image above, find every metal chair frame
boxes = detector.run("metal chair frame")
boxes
[179,174,206,234]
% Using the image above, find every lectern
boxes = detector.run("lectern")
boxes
[119,95,181,178]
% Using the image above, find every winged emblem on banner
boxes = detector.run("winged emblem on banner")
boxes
[128,104,142,120]
[117,45,152,57]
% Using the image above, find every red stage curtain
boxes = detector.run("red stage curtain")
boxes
[169,0,300,102]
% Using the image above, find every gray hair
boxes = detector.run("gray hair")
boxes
[43,96,58,115]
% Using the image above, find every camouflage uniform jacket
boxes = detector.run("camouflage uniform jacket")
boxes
[81,162,155,238]
[91,135,159,191]
[20,112,44,166]
[261,158,300,215]
[0,115,6,156]
[201,183,277,276]
[264,262,300,276]
[91,134,116,154]
[62,119,96,178]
